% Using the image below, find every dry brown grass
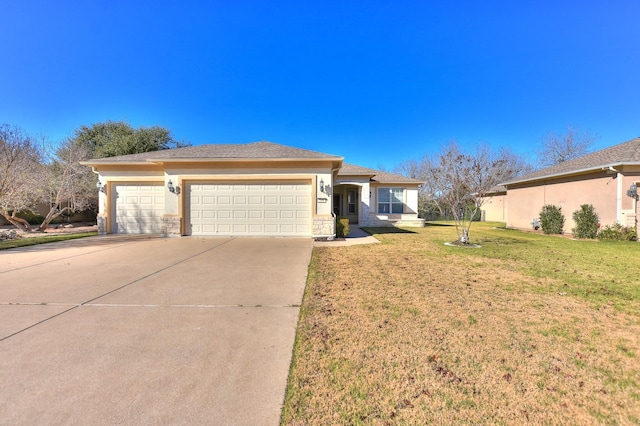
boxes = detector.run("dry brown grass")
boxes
[282,224,640,425]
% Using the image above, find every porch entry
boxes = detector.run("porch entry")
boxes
[333,187,359,224]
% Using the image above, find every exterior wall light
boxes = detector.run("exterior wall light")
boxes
[168,180,180,195]
[627,182,638,200]
[96,181,107,194]
[319,178,325,193]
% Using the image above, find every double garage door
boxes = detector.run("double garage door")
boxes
[111,181,311,236]
[187,182,311,236]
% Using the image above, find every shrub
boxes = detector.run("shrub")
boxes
[572,204,599,239]
[539,205,565,234]
[16,210,45,225]
[597,223,637,241]
[336,217,350,238]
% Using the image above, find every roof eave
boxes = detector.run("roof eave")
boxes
[79,160,153,166]
[502,161,640,186]
[149,156,344,163]
[371,179,425,185]
[82,156,344,166]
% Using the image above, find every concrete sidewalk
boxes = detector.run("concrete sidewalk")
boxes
[0,235,312,425]
[313,225,380,247]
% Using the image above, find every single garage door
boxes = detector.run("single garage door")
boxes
[187,182,311,236]
[111,183,164,234]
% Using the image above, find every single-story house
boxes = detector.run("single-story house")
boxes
[81,141,424,238]
[502,137,640,233]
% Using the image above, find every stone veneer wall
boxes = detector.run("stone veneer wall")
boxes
[161,217,182,237]
[313,216,335,237]
[97,216,107,235]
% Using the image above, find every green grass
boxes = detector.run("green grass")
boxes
[0,232,97,250]
[447,222,640,315]
[371,221,640,315]
[282,221,640,425]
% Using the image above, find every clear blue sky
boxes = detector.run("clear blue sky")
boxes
[2,1,639,169]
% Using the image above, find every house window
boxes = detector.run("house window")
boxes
[378,188,404,214]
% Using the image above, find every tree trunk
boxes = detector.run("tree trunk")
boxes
[38,205,73,232]
[0,211,31,232]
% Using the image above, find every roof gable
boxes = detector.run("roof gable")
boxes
[505,137,640,185]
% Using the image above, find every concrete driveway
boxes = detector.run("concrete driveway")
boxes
[0,235,312,425]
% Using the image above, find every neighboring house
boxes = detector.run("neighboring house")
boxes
[480,185,507,222]
[502,137,640,233]
[81,141,424,238]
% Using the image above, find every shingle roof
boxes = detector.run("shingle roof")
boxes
[338,163,424,184]
[504,137,640,185]
[84,141,343,163]
[82,141,423,184]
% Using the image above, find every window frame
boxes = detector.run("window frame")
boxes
[377,187,404,214]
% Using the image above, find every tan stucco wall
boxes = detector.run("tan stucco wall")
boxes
[481,193,506,222]
[506,169,640,233]
[92,160,338,237]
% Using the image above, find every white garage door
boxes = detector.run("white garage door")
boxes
[187,182,311,236]
[112,183,164,234]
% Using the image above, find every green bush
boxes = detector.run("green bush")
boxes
[16,210,45,225]
[539,204,565,234]
[336,217,350,238]
[597,223,637,241]
[572,204,599,239]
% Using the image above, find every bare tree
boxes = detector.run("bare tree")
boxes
[0,124,47,231]
[395,144,530,231]
[421,142,527,244]
[395,156,445,219]
[539,126,597,167]
[37,139,97,231]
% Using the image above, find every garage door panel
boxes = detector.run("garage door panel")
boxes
[187,182,311,236]
[202,224,216,233]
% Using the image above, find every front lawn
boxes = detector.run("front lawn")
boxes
[282,222,640,425]
[0,232,97,250]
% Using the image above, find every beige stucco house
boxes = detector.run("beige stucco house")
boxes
[502,137,640,233]
[81,141,424,238]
